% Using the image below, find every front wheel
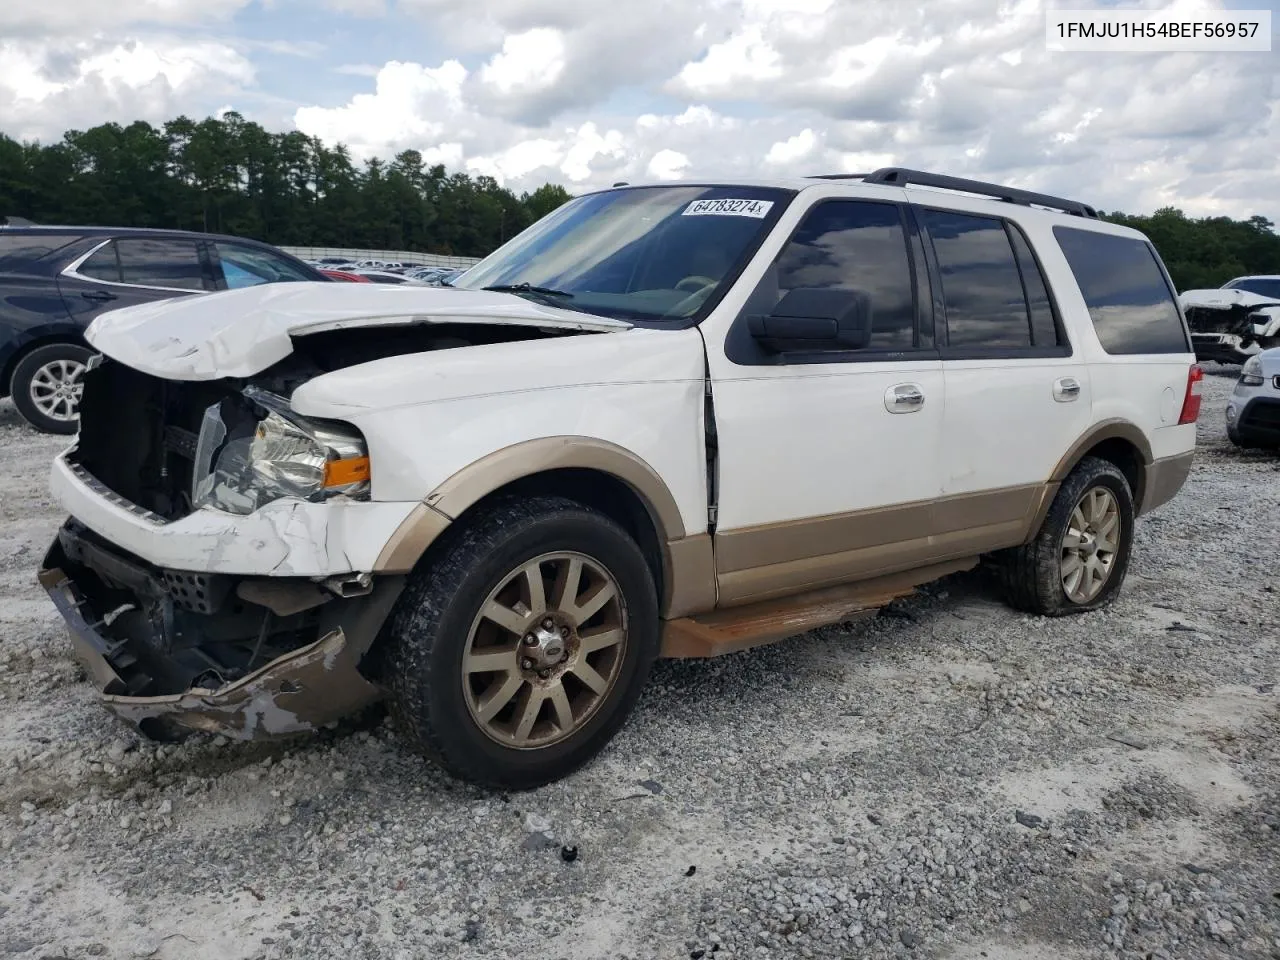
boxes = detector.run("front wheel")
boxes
[10,343,94,434]
[997,456,1135,616]
[382,495,660,789]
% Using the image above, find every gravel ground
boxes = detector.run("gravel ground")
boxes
[1,365,1278,960]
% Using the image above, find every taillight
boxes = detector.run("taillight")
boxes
[1178,364,1203,424]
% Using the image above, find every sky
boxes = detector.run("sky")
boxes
[0,0,1277,219]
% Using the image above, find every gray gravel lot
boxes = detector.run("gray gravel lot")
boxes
[1,366,1278,960]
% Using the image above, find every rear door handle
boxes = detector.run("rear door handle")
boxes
[81,290,118,302]
[885,383,925,413]
[1053,377,1081,402]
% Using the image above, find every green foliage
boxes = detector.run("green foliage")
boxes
[0,112,576,258]
[3,112,1276,283]
[1099,207,1280,291]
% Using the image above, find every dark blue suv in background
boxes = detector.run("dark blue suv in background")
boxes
[0,222,327,433]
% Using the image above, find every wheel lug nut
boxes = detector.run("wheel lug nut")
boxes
[523,634,537,646]
[521,658,534,670]
[559,627,569,638]
[542,617,554,629]
[538,669,551,679]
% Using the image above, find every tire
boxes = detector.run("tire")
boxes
[382,494,660,790]
[997,456,1135,617]
[10,343,94,434]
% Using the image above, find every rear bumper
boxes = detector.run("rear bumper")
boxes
[50,450,420,577]
[1140,451,1195,515]
[39,526,405,741]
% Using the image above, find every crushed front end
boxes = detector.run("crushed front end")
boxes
[38,355,416,740]
[40,524,403,740]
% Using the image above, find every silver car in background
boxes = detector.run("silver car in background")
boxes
[1226,347,1280,449]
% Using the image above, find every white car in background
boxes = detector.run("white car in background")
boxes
[1179,275,1280,364]
[1226,347,1280,449]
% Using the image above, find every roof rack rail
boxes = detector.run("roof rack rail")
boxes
[807,173,869,181]
[856,167,1099,218]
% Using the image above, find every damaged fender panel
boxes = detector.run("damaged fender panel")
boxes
[50,451,421,577]
[39,565,405,740]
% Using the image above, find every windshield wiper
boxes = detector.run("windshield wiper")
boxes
[482,282,575,299]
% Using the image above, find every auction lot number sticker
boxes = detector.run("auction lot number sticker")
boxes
[682,198,775,218]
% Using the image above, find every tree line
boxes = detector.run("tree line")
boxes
[0,111,1277,287]
[0,112,572,258]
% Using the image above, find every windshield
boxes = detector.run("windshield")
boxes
[1225,277,1280,299]
[453,185,794,324]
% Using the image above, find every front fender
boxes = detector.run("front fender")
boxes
[289,326,711,537]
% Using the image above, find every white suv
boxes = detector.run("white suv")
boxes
[38,168,1200,788]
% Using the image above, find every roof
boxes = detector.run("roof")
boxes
[0,223,289,248]
[597,166,1105,224]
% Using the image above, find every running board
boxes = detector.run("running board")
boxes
[659,558,978,658]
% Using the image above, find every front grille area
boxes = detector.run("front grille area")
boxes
[72,358,236,521]
[1239,398,1280,441]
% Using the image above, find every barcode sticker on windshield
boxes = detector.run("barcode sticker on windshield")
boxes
[681,198,774,218]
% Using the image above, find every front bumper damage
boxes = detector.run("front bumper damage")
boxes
[40,521,405,741]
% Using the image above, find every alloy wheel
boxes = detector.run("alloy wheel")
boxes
[28,358,87,424]
[462,551,628,749]
[1060,486,1121,603]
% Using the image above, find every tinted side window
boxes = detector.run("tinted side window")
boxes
[216,242,314,289]
[115,238,206,291]
[0,234,81,271]
[1007,223,1062,347]
[774,200,916,349]
[1053,227,1189,355]
[78,243,122,282]
[921,210,1031,349]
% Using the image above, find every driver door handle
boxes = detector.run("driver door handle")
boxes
[885,383,925,413]
[1053,377,1081,402]
[81,290,118,302]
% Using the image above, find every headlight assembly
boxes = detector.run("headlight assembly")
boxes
[192,386,370,515]
[1240,355,1264,386]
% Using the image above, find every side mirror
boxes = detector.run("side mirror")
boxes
[747,287,872,353]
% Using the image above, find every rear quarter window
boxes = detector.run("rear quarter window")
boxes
[0,234,82,272]
[1053,226,1190,355]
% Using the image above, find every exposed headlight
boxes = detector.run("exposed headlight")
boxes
[1240,355,1264,386]
[192,387,370,515]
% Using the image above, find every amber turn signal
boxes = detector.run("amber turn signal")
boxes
[322,455,371,488]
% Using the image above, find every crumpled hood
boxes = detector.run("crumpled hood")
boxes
[1179,288,1280,311]
[83,281,631,381]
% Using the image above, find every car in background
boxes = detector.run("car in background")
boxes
[1179,275,1280,364]
[352,270,422,284]
[1226,347,1280,449]
[320,269,372,282]
[0,224,328,433]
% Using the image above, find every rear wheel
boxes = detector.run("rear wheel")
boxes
[10,343,94,434]
[998,456,1135,616]
[383,494,660,789]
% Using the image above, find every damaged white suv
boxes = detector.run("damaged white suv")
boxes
[39,169,1201,788]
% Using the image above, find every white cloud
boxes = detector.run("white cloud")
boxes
[765,128,817,165]
[647,148,690,180]
[292,59,467,160]
[477,28,566,96]
[0,37,254,141]
[671,26,783,97]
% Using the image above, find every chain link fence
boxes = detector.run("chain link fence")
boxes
[278,246,482,269]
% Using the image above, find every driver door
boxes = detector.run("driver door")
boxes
[704,198,947,605]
